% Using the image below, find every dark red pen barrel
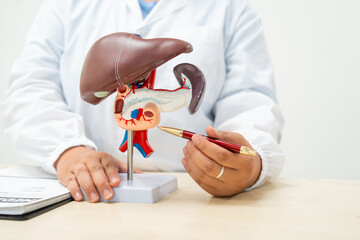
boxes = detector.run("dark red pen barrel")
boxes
[182,130,193,140]
[182,130,240,153]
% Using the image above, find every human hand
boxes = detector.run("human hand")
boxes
[54,146,142,202]
[182,126,261,197]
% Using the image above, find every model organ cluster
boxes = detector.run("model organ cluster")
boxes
[80,32,205,158]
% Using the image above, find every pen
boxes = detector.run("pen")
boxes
[158,126,257,156]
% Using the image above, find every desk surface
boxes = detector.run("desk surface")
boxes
[1,173,359,240]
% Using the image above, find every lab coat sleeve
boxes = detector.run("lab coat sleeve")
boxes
[1,0,97,174]
[213,1,285,189]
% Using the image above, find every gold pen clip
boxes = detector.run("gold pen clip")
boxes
[239,146,257,156]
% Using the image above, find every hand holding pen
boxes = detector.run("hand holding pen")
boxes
[158,126,257,156]
[159,126,262,196]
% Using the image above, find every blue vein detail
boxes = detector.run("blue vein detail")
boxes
[120,131,128,147]
[131,109,139,119]
[134,143,149,158]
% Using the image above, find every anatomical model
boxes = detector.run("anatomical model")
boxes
[80,33,205,169]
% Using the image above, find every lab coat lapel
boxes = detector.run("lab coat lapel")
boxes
[124,0,143,23]
[125,0,189,27]
[144,0,189,26]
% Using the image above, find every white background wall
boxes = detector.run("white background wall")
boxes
[1,0,359,180]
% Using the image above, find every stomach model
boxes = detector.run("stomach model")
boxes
[80,33,205,158]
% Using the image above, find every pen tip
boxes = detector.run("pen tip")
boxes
[156,126,182,137]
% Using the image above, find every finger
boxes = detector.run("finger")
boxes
[183,141,252,196]
[100,155,121,187]
[115,160,128,172]
[86,161,114,200]
[206,126,248,145]
[206,126,221,139]
[183,141,223,178]
[206,126,257,161]
[181,157,230,196]
[191,134,241,169]
[183,150,224,186]
[133,167,143,173]
[66,174,83,201]
[74,164,99,203]
[183,142,230,186]
[184,141,239,186]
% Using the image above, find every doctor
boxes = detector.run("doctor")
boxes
[1,0,285,202]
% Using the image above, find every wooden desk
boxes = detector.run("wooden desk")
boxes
[1,173,359,240]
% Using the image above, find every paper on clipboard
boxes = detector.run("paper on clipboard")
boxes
[0,166,70,215]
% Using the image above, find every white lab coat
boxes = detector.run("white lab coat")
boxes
[1,0,285,189]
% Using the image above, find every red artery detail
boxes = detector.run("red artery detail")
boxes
[118,69,157,158]
[119,130,154,158]
[136,108,143,121]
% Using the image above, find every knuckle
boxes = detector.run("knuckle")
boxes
[203,162,215,173]
[89,164,104,173]
[74,164,87,175]
[216,151,228,163]
[196,139,204,148]
[99,153,117,168]
[66,175,76,184]
[102,160,115,170]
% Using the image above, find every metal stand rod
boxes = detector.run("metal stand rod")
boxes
[127,130,134,181]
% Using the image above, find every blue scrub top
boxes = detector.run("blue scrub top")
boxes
[138,0,158,19]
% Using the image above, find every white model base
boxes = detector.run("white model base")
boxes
[82,174,178,204]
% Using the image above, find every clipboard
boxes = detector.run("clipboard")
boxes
[0,197,73,221]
